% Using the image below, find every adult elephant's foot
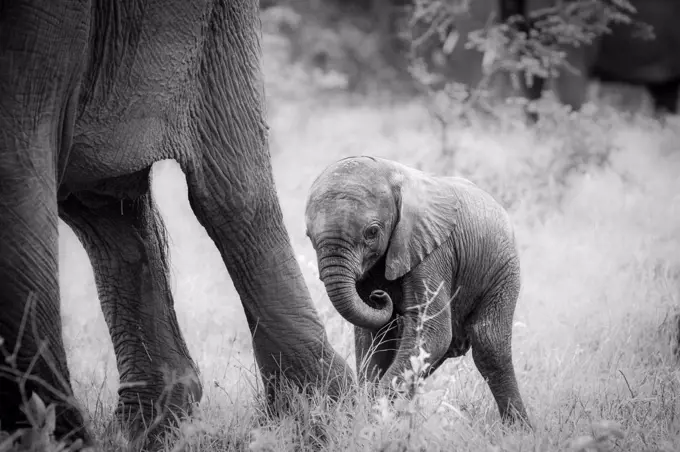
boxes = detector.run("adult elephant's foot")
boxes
[317,345,355,400]
[258,337,354,414]
[180,143,356,411]
[114,366,203,450]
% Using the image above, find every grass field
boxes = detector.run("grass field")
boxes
[44,41,680,451]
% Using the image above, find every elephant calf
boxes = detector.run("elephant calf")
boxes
[304,156,530,426]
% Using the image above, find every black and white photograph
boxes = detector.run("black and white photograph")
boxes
[1,1,679,450]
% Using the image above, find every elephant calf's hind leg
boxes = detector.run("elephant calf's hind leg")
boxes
[59,174,202,445]
[468,281,530,428]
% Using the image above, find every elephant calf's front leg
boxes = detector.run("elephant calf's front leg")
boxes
[378,278,452,395]
[354,316,401,385]
[59,178,202,446]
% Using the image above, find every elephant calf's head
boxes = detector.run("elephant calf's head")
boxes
[304,156,462,331]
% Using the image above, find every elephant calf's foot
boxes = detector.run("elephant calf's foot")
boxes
[114,373,203,449]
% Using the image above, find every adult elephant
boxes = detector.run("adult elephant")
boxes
[0,0,352,448]
[500,0,680,115]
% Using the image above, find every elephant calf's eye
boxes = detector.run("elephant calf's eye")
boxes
[364,225,380,241]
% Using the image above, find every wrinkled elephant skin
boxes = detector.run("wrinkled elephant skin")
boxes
[0,0,352,448]
[304,156,531,427]
[503,0,680,115]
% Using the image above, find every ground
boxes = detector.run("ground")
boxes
[31,33,680,452]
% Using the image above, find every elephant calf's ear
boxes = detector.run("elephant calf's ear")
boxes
[385,168,461,281]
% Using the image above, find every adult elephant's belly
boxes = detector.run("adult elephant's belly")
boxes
[59,1,207,193]
[62,103,193,193]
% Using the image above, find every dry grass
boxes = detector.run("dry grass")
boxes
[4,40,680,452]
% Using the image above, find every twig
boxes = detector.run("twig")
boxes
[619,369,636,399]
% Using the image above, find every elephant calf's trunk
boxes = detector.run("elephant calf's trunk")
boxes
[320,263,392,330]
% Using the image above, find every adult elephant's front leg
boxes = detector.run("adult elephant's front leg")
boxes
[181,0,352,404]
[184,166,353,401]
[184,157,353,402]
[59,173,201,446]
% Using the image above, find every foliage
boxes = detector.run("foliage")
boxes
[0,394,88,452]
[260,0,649,103]
[405,0,648,130]
[481,0,648,83]
[260,0,415,95]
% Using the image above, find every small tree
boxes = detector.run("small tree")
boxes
[405,0,648,112]
[480,0,649,86]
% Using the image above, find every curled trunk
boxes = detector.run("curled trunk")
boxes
[318,253,392,330]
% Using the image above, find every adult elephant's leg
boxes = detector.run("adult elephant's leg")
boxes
[183,1,352,403]
[0,0,90,443]
[467,267,530,427]
[647,78,680,115]
[184,162,353,401]
[59,171,201,445]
